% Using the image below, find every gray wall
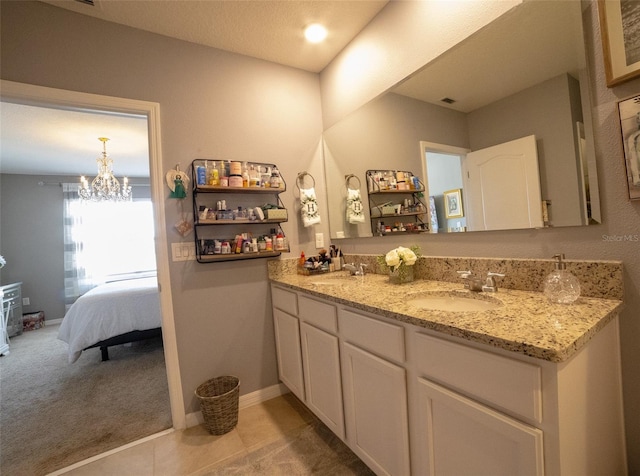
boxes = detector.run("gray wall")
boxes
[468,73,585,226]
[0,175,151,321]
[0,1,324,413]
[3,1,640,472]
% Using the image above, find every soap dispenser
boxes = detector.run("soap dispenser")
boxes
[543,254,581,304]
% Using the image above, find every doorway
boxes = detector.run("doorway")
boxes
[0,79,184,464]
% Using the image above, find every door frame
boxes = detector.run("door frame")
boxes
[419,141,470,232]
[0,79,186,429]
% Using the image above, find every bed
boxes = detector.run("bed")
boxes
[58,276,162,363]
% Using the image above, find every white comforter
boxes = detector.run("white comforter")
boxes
[58,277,161,363]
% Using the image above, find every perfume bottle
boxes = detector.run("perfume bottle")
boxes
[543,254,581,304]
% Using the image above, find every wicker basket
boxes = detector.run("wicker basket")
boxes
[195,376,240,435]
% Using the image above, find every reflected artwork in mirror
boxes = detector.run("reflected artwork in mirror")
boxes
[322,0,600,239]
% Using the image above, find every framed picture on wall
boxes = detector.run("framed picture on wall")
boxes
[618,94,640,200]
[598,0,640,87]
[443,188,464,218]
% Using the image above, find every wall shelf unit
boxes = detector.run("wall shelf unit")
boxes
[191,159,289,263]
[366,169,429,235]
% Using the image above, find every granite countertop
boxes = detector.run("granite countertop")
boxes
[270,272,623,363]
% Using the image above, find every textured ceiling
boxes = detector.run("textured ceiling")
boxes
[1,0,389,177]
[39,0,389,73]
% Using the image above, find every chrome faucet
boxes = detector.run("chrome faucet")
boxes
[344,263,368,276]
[457,270,483,292]
[482,272,506,292]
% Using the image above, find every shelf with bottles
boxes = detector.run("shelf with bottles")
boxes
[366,169,425,194]
[191,158,289,263]
[196,227,289,263]
[365,169,429,234]
[195,203,288,226]
[192,159,285,192]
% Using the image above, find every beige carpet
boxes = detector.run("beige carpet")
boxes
[0,323,172,475]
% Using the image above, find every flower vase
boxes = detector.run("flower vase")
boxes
[389,264,414,284]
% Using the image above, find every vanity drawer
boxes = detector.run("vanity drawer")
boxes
[299,295,337,334]
[271,285,298,316]
[413,332,542,423]
[339,309,405,363]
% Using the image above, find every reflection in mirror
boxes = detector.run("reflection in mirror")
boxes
[322,0,600,239]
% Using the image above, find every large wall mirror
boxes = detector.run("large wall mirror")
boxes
[323,0,600,239]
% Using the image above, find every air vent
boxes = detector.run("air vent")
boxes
[74,0,95,5]
[440,97,456,104]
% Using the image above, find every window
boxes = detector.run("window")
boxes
[63,184,156,306]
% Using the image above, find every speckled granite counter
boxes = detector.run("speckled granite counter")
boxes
[269,267,623,363]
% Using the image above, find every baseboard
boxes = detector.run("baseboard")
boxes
[44,318,63,326]
[47,428,175,475]
[185,382,288,428]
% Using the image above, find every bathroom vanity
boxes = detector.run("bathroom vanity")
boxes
[269,263,626,476]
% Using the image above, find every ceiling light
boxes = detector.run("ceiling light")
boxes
[304,24,327,43]
[79,137,132,202]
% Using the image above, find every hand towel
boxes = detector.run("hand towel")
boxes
[300,187,321,227]
[346,188,365,224]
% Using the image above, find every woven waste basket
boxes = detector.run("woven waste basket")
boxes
[195,375,240,435]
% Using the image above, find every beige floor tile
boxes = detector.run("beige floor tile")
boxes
[61,439,155,476]
[152,425,246,476]
[235,394,316,452]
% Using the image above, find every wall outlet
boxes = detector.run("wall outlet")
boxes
[315,233,324,249]
[23,297,30,306]
[171,242,196,261]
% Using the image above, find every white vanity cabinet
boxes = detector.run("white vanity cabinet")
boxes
[412,332,545,475]
[339,308,411,476]
[271,285,345,438]
[298,295,344,439]
[270,283,626,476]
[272,286,305,401]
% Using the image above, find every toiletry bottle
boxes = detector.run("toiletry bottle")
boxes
[242,162,250,188]
[209,161,219,186]
[543,254,581,304]
[299,251,306,267]
[270,167,281,188]
[197,164,206,185]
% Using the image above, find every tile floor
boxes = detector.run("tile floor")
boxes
[56,393,374,475]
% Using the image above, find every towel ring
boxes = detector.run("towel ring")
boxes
[296,172,315,191]
[345,174,361,190]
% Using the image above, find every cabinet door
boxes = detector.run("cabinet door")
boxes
[416,378,544,476]
[341,342,410,476]
[300,322,344,439]
[273,308,305,401]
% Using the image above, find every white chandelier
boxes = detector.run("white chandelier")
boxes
[79,137,132,202]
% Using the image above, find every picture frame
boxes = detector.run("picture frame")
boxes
[618,94,640,200]
[443,188,464,219]
[598,0,640,87]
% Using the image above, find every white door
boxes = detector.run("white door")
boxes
[416,378,544,476]
[300,323,345,439]
[341,342,410,476]
[273,308,305,401]
[465,135,543,231]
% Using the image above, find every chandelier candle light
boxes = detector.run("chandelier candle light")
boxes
[379,245,420,284]
[79,137,132,202]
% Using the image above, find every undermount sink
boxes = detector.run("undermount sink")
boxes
[407,291,503,312]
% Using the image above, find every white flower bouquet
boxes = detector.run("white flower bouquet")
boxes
[378,245,420,283]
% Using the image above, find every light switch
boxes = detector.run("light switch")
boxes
[315,233,324,249]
